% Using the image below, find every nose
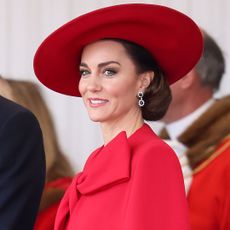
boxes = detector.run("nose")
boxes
[86,75,102,92]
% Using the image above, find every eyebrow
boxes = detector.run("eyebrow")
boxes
[79,61,121,68]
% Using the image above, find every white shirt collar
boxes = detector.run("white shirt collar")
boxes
[166,98,215,140]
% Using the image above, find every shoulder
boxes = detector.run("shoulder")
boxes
[133,124,179,164]
[0,96,40,131]
[132,125,181,173]
[194,136,230,175]
[139,138,180,169]
[130,130,186,197]
[0,96,43,165]
[0,95,27,114]
[0,97,45,160]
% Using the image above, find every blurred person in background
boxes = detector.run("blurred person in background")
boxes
[0,76,45,229]
[0,77,74,230]
[160,30,230,230]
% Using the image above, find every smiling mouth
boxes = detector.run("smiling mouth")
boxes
[88,98,109,107]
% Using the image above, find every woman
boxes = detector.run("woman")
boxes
[0,77,74,229]
[34,3,203,229]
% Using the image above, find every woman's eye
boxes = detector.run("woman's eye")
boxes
[80,69,90,77]
[103,69,117,77]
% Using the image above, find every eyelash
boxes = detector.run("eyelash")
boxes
[103,68,117,77]
[79,68,118,78]
[79,69,90,77]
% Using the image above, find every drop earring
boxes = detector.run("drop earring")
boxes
[138,91,145,107]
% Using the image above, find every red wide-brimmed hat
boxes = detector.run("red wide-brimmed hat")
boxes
[33,3,203,96]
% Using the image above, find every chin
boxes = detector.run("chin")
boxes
[89,117,101,122]
[87,107,111,120]
[88,114,106,122]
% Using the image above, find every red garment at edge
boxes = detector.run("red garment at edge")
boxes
[55,124,189,230]
[34,177,72,230]
[188,137,230,230]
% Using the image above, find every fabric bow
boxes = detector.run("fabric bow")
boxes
[54,131,131,230]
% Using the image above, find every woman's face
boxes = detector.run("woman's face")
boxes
[78,40,144,124]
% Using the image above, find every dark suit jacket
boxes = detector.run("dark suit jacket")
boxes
[0,96,45,230]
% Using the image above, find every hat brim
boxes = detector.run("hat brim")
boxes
[34,4,203,96]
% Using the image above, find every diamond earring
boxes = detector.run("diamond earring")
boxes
[137,91,145,107]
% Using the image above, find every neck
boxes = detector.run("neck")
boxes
[163,91,213,124]
[100,109,144,145]
[165,98,215,140]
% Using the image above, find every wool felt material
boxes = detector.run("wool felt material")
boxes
[33,4,203,96]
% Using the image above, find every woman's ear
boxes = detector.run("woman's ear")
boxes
[139,71,154,90]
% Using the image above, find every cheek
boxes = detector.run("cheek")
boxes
[106,83,137,104]
[78,80,85,96]
[105,84,128,98]
[108,75,139,95]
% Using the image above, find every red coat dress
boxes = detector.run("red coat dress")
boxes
[55,124,189,230]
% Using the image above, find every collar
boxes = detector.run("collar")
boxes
[76,123,153,195]
[166,98,215,140]
[77,130,131,194]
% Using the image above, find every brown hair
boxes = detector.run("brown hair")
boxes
[105,39,172,121]
[0,77,74,181]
